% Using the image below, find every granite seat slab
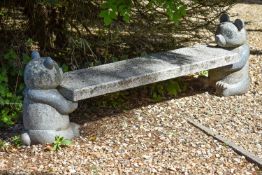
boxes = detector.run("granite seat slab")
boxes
[59,45,240,101]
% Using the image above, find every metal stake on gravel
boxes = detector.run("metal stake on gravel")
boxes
[187,118,262,168]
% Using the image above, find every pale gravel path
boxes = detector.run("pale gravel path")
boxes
[0,105,259,174]
[187,2,262,159]
[0,2,262,175]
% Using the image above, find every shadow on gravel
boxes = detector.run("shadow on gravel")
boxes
[251,49,262,55]
[241,0,262,5]
[247,29,262,32]
[0,119,23,141]
[0,77,214,141]
[70,76,215,137]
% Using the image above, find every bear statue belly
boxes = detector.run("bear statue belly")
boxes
[23,98,70,130]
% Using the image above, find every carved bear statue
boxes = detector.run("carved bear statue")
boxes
[208,14,250,96]
[21,51,79,145]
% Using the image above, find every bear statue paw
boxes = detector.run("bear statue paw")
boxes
[21,132,31,146]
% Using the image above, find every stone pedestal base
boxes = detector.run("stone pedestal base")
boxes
[21,123,80,145]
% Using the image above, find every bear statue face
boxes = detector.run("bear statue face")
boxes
[215,14,247,48]
[24,52,63,89]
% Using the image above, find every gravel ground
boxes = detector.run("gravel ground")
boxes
[1,2,262,175]
[190,2,262,159]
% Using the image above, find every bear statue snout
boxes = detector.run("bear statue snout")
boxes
[215,34,226,47]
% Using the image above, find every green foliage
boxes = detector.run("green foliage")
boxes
[198,70,209,77]
[61,64,69,72]
[95,92,128,109]
[25,38,35,49]
[99,0,187,25]
[19,0,236,68]
[150,79,186,101]
[99,0,132,25]
[0,139,8,149]
[0,49,30,128]
[0,107,21,127]
[150,0,186,23]
[0,8,5,17]
[52,136,72,151]
[11,135,22,147]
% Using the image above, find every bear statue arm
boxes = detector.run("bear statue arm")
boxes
[27,89,78,115]
[231,44,250,71]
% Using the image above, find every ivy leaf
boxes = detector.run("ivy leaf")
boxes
[99,10,114,26]
[119,5,131,23]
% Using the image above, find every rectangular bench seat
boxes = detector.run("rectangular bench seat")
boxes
[59,45,239,101]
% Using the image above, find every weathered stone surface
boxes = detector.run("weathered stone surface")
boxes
[22,52,79,145]
[21,123,79,145]
[59,45,240,101]
[209,14,250,96]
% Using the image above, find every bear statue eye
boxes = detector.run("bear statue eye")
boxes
[43,57,54,69]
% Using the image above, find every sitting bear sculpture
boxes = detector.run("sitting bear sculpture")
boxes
[21,52,79,145]
[208,13,250,96]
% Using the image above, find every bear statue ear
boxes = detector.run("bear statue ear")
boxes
[31,51,40,59]
[43,57,54,69]
[220,13,230,23]
[234,19,244,31]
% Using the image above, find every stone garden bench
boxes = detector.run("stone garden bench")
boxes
[59,45,239,101]
[21,14,250,145]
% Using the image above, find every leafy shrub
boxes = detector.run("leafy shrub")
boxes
[96,92,128,109]
[99,0,132,25]
[20,0,237,69]
[0,49,30,127]
[149,79,187,101]
[99,0,186,25]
